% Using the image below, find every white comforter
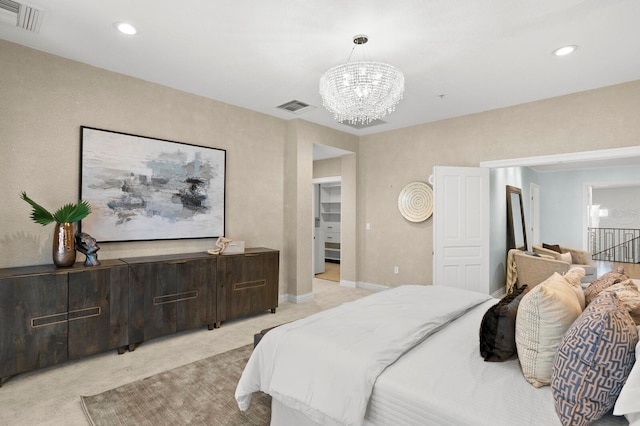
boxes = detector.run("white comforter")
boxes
[235,285,492,426]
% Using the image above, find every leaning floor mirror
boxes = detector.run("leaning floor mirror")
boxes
[506,185,528,251]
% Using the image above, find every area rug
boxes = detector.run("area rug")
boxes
[81,344,270,425]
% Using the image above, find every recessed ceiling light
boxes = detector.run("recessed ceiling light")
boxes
[115,22,137,35]
[552,45,577,57]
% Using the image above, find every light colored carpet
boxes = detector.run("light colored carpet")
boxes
[81,344,270,426]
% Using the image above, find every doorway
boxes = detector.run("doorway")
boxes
[313,178,341,282]
[586,183,640,264]
[478,146,640,292]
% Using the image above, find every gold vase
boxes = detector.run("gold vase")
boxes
[53,222,76,267]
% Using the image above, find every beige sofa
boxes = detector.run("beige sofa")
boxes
[532,244,597,283]
[510,249,571,291]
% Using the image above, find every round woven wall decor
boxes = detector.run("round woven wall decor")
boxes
[398,181,433,222]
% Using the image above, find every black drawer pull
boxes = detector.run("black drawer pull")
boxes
[153,290,199,305]
[31,306,102,328]
[31,312,68,328]
[68,306,101,321]
[233,280,265,291]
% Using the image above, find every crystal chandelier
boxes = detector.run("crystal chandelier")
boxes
[319,35,404,125]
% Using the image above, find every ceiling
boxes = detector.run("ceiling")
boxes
[1,0,639,139]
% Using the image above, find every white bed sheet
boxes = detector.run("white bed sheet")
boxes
[238,285,491,425]
[271,298,628,426]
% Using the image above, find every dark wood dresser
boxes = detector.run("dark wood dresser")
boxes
[0,247,279,385]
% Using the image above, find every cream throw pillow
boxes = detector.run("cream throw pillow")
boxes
[566,267,586,310]
[559,251,572,264]
[516,272,583,387]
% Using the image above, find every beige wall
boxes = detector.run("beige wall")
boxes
[0,40,288,294]
[3,39,639,294]
[313,157,341,178]
[358,80,640,287]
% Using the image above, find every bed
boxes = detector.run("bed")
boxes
[235,285,633,426]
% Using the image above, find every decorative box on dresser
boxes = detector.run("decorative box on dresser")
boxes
[216,247,279,323]
[0,260,129,386]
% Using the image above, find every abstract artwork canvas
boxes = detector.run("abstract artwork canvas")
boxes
[80,127,225,242]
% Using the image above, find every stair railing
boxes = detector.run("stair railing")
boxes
[589,227,640,263]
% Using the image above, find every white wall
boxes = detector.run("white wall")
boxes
[593,185,640,229]
[537,165,640,249]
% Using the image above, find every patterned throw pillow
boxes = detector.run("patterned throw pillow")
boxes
[515,273,583,387]
[551,292,638,426]
[601,280,640,325]
[479,285,528,362]
[584,267,628,305]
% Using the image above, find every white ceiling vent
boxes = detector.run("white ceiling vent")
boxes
[0,0,43,32]
[341,119,386,130]
[276,100,316,115]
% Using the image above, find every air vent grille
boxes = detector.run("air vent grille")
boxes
[0,0,19,14]
[0,0,18,25]
[0,0,42,32]
[276,100,316,115]
[18,3,41,31]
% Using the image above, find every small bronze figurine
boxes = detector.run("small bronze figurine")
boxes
[75,232,101,266]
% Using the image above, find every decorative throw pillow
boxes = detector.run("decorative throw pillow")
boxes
[601,280,640,325]
[552,292,638,426]
[543,243,562,253]
[559,251,572,264]
[584,267,628,305]
[565,267,586,310]
[479,285,528,362]
[515,273,583,387]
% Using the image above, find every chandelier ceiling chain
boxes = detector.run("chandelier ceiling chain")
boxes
[319,34,405,125]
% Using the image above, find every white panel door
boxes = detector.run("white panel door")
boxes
[433,166,489,293]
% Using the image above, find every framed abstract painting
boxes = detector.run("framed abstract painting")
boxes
[79,127,226,242]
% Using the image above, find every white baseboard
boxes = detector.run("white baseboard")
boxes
[279,292,314,304]
[340,279,356,288]
[284,283,498,304]
[356,281,390,292]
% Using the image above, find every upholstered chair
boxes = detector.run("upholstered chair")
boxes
[509,249,571,292]
[532,244,597,283]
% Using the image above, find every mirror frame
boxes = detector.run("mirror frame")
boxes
[506,185,528,251]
